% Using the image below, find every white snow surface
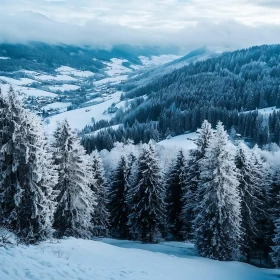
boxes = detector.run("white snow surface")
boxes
[20,71,77,82]
[56,66,94,78]
[46,91,123,131]
[105,58,132,77]
[0,238,276,280]
[94,75,128,86]
[36,74,77,82]
[49,84,80,92]
[42,102,72,111]
[0,76,34,86]
[0,83,57,98]
[139,54,181,67]
[158,133,197,151]
[242,107,280,116]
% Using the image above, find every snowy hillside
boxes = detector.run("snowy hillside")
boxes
[0,238,276,280]
[0,43,183,132]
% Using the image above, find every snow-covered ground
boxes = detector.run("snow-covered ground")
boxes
[46,91,123,131]
[56,66,94,78]
[0,238,276,280]
[242,106,280,116]
[104,58,133,77]
[0,76,34,86]
[158,133,197,151]
[42,102,72,112]
[49,84,80,92]
[94,75,128,86]
[0,83,57,98]
[139,55,181,67]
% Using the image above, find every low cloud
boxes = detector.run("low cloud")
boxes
[0,0,280,52]
[0,12,279,52]
[251,0,280,8]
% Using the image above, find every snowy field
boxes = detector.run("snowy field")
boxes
[139,55,181,67]
[242,107,280,116]
[158,133,197,151]
[46,91,123,131]
[0,238,277,280]
[56,66,94,78]
[49,84,80,92]
[0,84,57,98]
[42,102,72,112]
[104,58,133,77]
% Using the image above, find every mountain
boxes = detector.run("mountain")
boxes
[81,44,280,151]
[0,42,181,122]
[121,47,220,92]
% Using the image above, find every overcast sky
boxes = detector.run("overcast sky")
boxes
[0,0,280,51]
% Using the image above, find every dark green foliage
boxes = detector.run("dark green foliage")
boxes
[109,156,131,239]
[166,150,187,241]
[127,143,166,243]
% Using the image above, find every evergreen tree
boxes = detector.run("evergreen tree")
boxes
[235,142,263,263]
[0,88,57,243]
[269,168,280,260]
[90,150,110,237]
[271,167,280,267]
[52,119,95,239]
[194,122,242,261]
[271,169,280,267]
[127,142,166,243]
[166,150,187,241]
[251,145,271,263]
[181,120,213,240]
[109,156,130,239]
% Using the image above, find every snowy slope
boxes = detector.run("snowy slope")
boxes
[0,83,57,98]
[0,238,276,280]
[104,58,133,77]
[46,91,123,131]
[158,133,197,151]
[242,106,280,116]
[56,66,94,78]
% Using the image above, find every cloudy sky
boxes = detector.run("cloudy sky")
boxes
[0,0,280,51]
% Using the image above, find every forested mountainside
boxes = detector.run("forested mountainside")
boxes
[82,44,280,151]
[0,42,175,73]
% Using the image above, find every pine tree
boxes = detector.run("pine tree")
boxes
[109,156,130,239]
[251,145,271,263]
[52,119,95,239]
[90,150,110,237]
[235,142,264,263]
[0,88,57,243]
[269,169,280,262]
[194,122,242,261]
[181,120,213,240]
[127,142,166,243]
[166,150,187,241]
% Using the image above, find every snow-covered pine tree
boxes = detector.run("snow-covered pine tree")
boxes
[194,122,242,261]
[269,168,280,267]
[0,87,57,243]
[166,150,187,241]
[235,142,264,263]
[251,145,271,263]
[181,120,213,240]
[271,217,280,267]
[109,155,130,239]
[127,142,166,243]
[90,150,110,237]
[52,119,95,239]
